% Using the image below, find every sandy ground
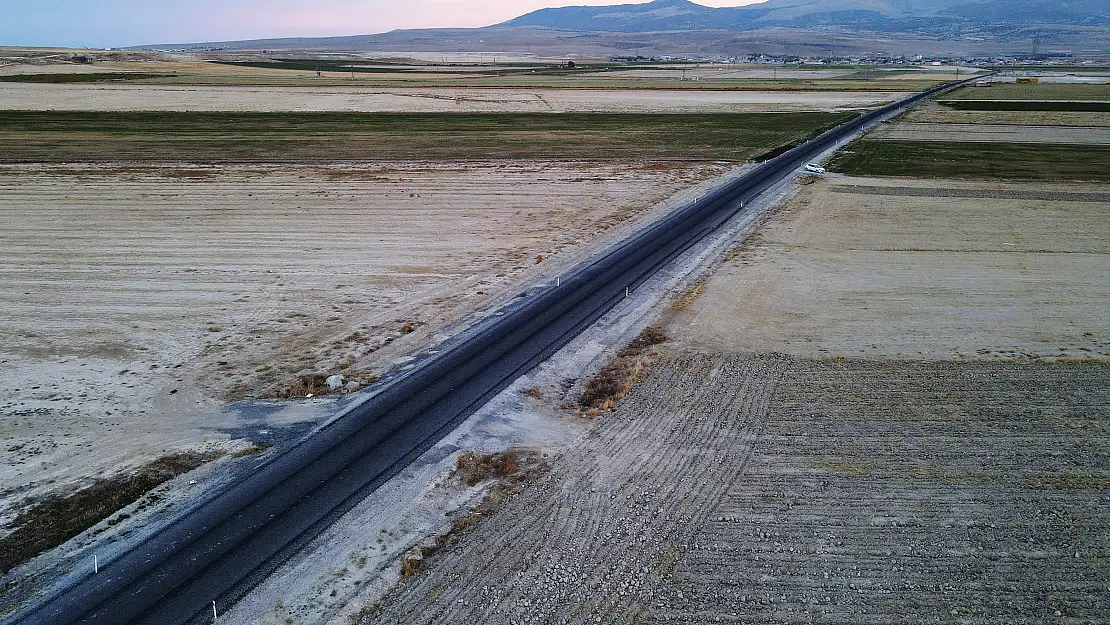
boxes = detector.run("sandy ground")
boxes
[0,161,733,525]
[0,83,906,112]
[669,176,1110,360]
[902,101,1110,126]
[869,121,1110,143]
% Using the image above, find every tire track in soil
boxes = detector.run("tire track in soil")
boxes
[365,353,787,624]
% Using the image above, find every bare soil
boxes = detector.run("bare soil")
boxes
[363,354,1110,624]
[0,160,731,527]
[0,83,906,113]
[902,100,1110,126]
[869,121,1110,144]
[669,177,1110,360]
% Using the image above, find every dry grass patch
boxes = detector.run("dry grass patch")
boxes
[454,451,522,487]
[580,327,668,412]
[669,283,706,311]
[264,373,332,399]
[259,370,380,400]
[0,451,223,573]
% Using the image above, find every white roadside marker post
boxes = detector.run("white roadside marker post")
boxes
[94,554,98,574]
[213,600,218,621]
[626,286,630,298]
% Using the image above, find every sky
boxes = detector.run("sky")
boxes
[1,0,764,49]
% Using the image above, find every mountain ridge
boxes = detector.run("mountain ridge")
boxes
[135,0,1110,58]
[499,0,1110,33]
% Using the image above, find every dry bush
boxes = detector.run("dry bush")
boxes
[0,451,223,573]
[263,368,379,400]
[626,326,668,350]
[455,451,522,486]
[580,359,639,408]
[795,174,822,186]
[400,556,426,580]
[498,452,519,476]
[579,327,668,410]
[524,385,543,399]
[400,321,415,334]
[266,373,330,399]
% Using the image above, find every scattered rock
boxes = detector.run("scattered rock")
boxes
[325,375,345,391]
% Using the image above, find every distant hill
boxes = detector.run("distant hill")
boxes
[500,0,1110,34]
[141,0,1110,58]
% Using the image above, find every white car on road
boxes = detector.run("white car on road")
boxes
[804,163,826,174]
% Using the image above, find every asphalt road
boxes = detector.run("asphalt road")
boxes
[5,77,981,625]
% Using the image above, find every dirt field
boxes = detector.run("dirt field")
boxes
[902,101,1110,126]
[669,177,1109,360]
[0,160,732,526]
[0,83,907,112]
[362,172,1109,624]
[364,354,1110,625]
[945,83,1110,101]
[868,121,1110,144]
